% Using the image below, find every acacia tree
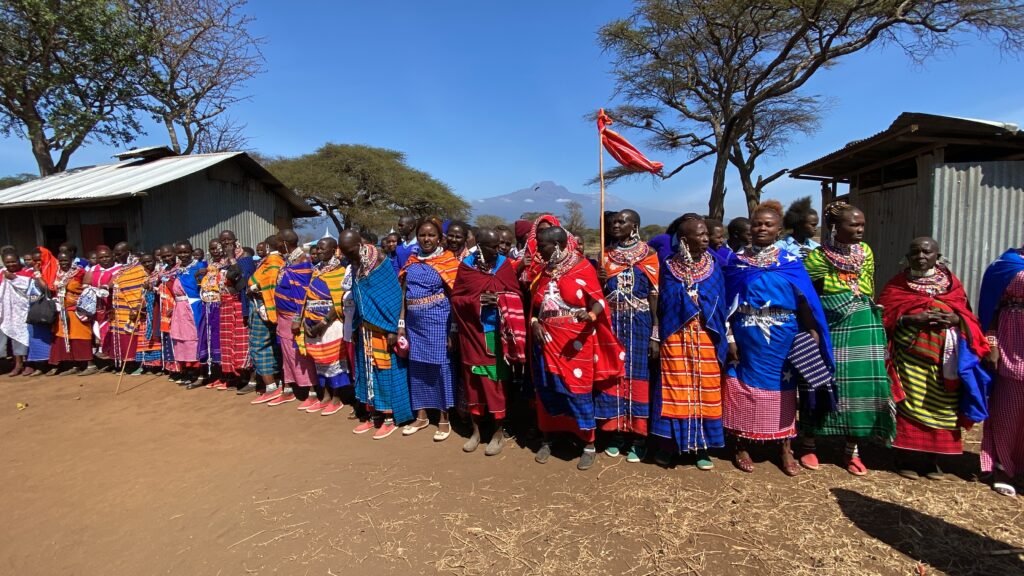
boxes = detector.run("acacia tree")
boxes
[474,214,510,229]
[599,0,1024,219]
[132,0,264,155]
[266,144,469,234]
[561,200,588,237]
[0,0,149,175]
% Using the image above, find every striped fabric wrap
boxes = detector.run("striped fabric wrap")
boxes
[274,258,313,316]
[788,331,839,414]
[248,253,285,323]
[892,315,959,430]
[111,264,147,335]
[297,265,346,356]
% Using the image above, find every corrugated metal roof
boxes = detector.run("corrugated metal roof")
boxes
[0,152,315,215]
[790,112,1024,180]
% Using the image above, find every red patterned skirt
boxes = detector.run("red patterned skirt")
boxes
[219,292,250,375]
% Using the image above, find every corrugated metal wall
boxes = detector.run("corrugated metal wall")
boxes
[139,165,279,250]
[850,182,922,291]
[933,161,1024,300]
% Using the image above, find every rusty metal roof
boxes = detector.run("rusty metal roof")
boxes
[790,112,1024,181]
[0,151,315,216]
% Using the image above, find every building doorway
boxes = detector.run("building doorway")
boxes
[80,224,127,252]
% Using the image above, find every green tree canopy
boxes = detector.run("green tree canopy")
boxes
[474,214,510,229]
[0,0,150,175]
[0,173,35,190]
[265,143,469,235]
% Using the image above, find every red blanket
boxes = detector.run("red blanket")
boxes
[532,258,624,394]
[452,259,523,366]
[878,268,989,359]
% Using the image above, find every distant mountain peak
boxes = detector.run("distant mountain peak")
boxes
[470,181,680,226]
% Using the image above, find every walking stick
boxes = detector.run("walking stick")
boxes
[114,305,145,396]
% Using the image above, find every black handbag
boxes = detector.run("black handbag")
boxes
[27,286,58,324]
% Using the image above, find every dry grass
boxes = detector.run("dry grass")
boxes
[221,439,1023,576]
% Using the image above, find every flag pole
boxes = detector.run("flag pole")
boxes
[598,130,606,266]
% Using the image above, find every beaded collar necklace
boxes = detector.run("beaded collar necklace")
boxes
[907,265,951,295]
[547,249,581,280]
[822,239,865,273]
[416,245,445,261]
[736,244,779,268]
[667,250,713,285]
[608,240,650,267]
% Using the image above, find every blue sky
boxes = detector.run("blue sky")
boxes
[1,0,1022,221]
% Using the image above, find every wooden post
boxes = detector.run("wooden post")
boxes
[598,133,606,265]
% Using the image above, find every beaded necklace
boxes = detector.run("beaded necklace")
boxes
[416,245,445,261]
[608,240,650,267]
[667,250,713,285]
[907,265,951,296]
[547,249,581,280]
[821,239,866,273]
[736,244,780,268]
[356,244,381,279]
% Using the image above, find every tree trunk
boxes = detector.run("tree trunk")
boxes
[737,170,758,216]
[706,147,730,221]
[26,122,56,176]
[164,116,181,154]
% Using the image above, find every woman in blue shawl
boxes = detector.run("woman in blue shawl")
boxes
[979,245,1024,497]
[722,200,835,476]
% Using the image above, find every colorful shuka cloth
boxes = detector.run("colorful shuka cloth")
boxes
[135,269,164,365]
[400,248,460,412]
[219,256,255,376]
[247,252,284,376]
[351,245,412,423]
[803,242,895,441]
[275,251,316,387]
[85,263,121,343]
[531,251,624,443]
[51,266,93,363]
[722,246,835,441]
[599,241,660,434]
[169,260,207,363]
[879,265,991,455]
[198,261,225,367]
[102,262,146,364]
[298,258,351,389]
[651,250,728,453]
[157,265,178,371]
[452,253,524,419]
[979,249,1024,478]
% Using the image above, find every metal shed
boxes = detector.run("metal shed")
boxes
[0,147,315,253]
[790,112,1024,299]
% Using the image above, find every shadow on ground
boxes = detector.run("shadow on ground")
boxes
[832,488,1023,576]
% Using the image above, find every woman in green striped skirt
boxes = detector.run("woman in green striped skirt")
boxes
[798,201,895,475]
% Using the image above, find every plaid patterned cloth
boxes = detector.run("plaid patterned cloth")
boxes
[802,291,893,441]
[981,271,1024,477]
[788,331,839,415]
[220,292,250,375]
[247,304,279,376]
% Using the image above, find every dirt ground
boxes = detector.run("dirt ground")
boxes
[1,372,1022,576]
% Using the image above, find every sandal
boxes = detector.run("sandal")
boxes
[993,482,1017,497]
[401,418,429,436]
[433,422,451,442]
[799,452,820,471]
[846,456,868,476]
[733,451,755,473]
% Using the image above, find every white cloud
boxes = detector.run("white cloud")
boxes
[523,198,534,203]
[555,198,570,203]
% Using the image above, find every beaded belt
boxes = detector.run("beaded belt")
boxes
[174,296,189,302]
[407,293,446,308]
[539,307,585,320]
[606,297,650,312]
[735,304,795,317]
[1004,298,1024,310]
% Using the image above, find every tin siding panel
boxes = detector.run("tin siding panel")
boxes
[140,166,278,250]
[933,161,1024,300]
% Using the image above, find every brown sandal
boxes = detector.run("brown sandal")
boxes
[734,452,755,473]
